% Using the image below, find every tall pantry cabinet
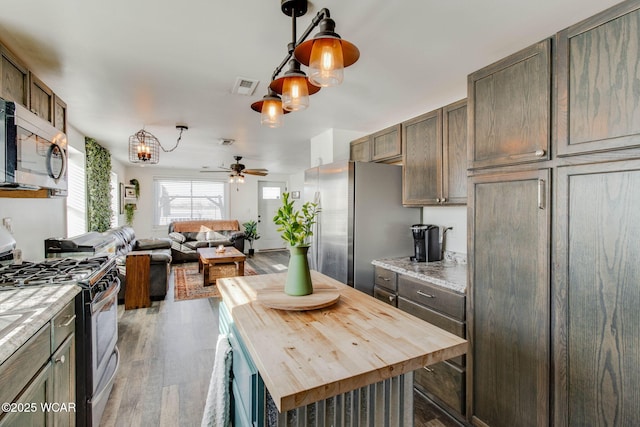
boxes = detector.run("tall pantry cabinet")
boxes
[467,1,640,426]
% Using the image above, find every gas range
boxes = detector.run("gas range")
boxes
[0,256,115,295]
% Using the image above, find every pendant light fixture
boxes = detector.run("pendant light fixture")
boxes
[294,17,360,87]
[128,124,188,164]
[250,0,359,126]
[250,89,290,128]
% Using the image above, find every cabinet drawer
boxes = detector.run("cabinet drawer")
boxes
[0,323,51,407]
[415,360,465,415]
[398,275,464,320]
[397,297,464,338]
[373,285,397,307]
[374,267,397,291]
[52,301,75,352]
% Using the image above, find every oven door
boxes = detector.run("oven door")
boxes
[90,276,120,395]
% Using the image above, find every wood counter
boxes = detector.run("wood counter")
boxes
[217,270,467,413]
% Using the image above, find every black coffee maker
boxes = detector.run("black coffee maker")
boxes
[410,224,442,262]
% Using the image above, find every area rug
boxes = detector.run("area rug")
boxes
[173,262,257,302]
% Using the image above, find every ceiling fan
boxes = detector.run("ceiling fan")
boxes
[201,156,269,181]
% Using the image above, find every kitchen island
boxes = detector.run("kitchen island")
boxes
[217,270,467,426]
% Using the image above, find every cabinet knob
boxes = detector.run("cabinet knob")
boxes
[55,355,66,364]
[435,198,441,203]
[388,295,396,302]
[440,197,447,203]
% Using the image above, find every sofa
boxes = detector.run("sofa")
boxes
[167,219,245,263]
[103,226,173,303]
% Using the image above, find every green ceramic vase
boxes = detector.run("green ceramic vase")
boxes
[285,245,313,296]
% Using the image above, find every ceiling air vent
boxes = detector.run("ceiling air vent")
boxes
[219,138,235,146]
[232,77,259,96]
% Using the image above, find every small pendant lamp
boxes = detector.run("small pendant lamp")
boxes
[294,17,360,87]
[269,60,321,112]
[250,89,290,128]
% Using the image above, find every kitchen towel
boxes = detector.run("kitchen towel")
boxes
[201,334,232,427]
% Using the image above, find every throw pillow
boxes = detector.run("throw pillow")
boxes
[206,230,228,241]
[168,232,186,243]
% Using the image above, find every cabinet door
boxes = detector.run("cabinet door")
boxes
[442,99,467,205]
[468,39,551,169]
[0,362,53,427]
[0,45,29,107]
[52,334,75,427]
[468,169,550,427]
[53,95,67,133]
[557,2,640,156]
[29,72,53,123]
[349,136,370,162]
[402,108,442,205]
[371,124,401,161]
[554,160,640,427]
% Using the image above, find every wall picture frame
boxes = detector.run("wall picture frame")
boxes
[125,186,136,199]
[119,182,125,214]
[291,191,300,199]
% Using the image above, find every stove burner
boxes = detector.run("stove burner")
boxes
[0,256,113,288]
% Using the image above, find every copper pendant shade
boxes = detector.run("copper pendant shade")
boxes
[293,18,360,69]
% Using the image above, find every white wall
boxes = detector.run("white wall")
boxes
[421,205,467,255]
[310,128,365,166]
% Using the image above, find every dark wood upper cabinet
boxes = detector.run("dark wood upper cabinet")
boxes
[402,108,441,206]
[442,99,467,205]
[371,124,401,161]
[402,99,467,206]
[349,136,371,162]
[0,44,30,107]
[53,95,67,133]
[468,168,550,427]
[468,39,551,169]
[554,159,640,427]
[29,72,53,123]
[557,1,640,156]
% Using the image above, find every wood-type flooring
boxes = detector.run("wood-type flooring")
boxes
[100,249,463,426]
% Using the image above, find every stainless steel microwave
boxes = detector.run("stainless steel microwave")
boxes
[0,97,68,191]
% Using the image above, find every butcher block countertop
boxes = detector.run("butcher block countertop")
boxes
[217,270,468,412]
[0,284,80,365]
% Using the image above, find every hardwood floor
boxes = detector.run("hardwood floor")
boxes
[100,250,463,426]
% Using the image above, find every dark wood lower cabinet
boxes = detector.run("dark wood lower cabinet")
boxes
[468,169,550,427]
[554,160,640,427]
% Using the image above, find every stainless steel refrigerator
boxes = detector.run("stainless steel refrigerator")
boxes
[304,161,420,295]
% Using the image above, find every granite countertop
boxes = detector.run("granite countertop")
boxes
[372,256,467,294]
[0,285,81,365]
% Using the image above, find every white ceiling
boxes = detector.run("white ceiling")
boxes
[0,0,622,175]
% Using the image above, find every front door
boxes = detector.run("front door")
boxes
[256,181,287,250]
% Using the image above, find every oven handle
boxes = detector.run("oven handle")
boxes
[89,346,120,405]
[91,277,121,314]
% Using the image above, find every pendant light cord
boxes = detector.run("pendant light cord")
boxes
[158,126,187,153]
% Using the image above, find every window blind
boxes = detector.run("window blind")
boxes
[153,178,227,226]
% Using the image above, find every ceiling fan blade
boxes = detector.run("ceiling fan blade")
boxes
[244,169,269,176]
[200,170,232,173]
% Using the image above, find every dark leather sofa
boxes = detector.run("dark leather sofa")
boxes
[103,226,172,303]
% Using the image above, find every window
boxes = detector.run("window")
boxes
[153,178,228,226]
[66,146,86,236]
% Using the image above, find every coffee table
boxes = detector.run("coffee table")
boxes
[197,246,246,286]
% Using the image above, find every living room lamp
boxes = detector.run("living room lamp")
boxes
[250,0,359,125]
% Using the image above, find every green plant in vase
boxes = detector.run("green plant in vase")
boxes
[242,220,261,256]
[273,192,320,296]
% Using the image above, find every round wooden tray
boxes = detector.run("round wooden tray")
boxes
[256,287,340,311]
